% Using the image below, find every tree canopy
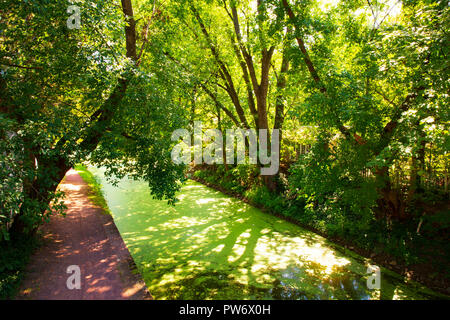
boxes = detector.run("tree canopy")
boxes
[1,0,448,246]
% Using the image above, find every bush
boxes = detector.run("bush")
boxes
[287,135,379,246]
[0,232,39,299]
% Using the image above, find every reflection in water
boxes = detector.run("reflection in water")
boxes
[267,263,372,300]
[89,167,444,300]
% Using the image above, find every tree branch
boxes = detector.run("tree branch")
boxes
[282,0,366,145]
[190,4,249,129]
[0,62,42,70]
[78,0,138,153]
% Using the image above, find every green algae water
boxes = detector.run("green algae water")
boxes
[88,167,446,300]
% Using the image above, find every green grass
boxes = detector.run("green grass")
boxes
[0,232,39,300]
[74,164,111,215]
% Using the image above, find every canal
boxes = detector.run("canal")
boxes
[89,167,443,300]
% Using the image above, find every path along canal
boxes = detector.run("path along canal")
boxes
[88,167,445,300]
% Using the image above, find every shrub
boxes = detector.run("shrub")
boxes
[0,232,39,299]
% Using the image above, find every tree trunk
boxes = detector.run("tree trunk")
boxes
[408,124,426,202]
[375,166,405,221]
[11,156,70,235]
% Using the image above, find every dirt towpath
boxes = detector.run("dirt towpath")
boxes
[16,169,150,300]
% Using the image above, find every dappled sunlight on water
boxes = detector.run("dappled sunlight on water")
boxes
[89,167,442,300]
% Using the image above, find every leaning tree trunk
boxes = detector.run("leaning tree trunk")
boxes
[10,0,139,235]
[11,155,70,235]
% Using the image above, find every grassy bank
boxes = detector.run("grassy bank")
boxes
[74,164,111,215]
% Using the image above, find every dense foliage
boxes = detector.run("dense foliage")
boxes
[1,0,187,238]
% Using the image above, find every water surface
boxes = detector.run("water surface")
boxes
[89,167,444,300]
